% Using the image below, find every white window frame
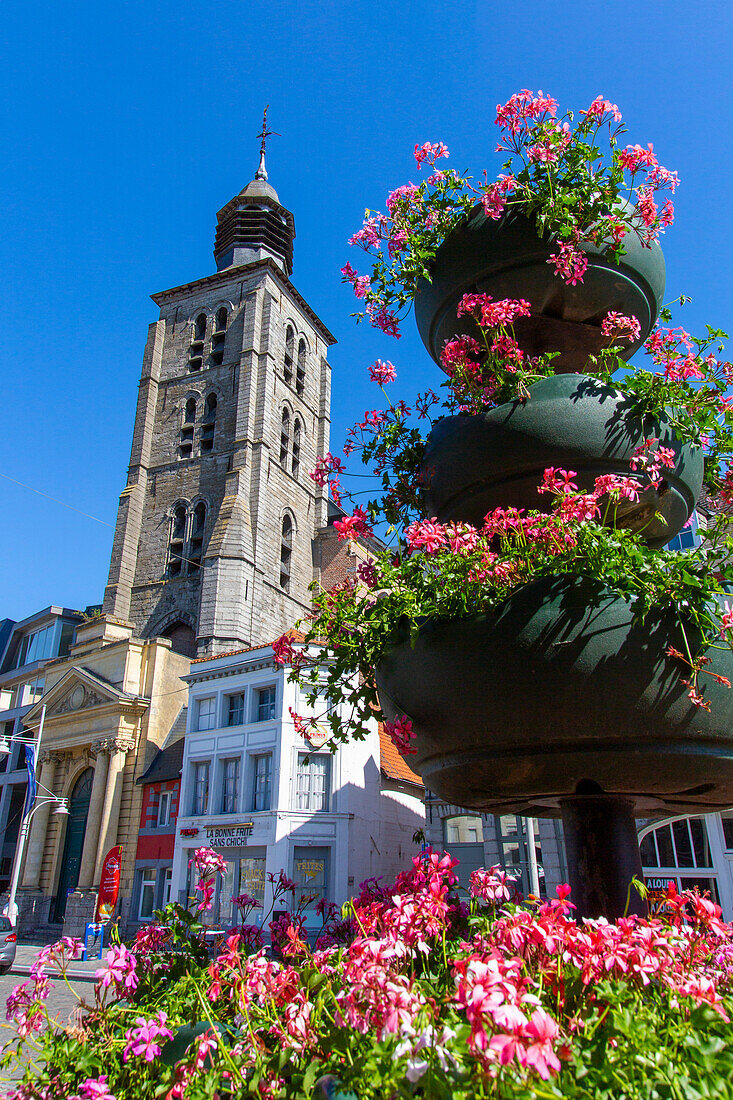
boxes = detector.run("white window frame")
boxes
[255,685,277,723]
[295,752,330,812]
[157,790,172,827]
[138,868,157,920]
[226,692,245,727]
[221,757,240,814]
[191,761,210,815]
[252,753,272,812]
[162,867,173,907]
[197,696,217,732]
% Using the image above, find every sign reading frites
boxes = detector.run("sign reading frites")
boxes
[204,823,254,846]
[295,858,325,881]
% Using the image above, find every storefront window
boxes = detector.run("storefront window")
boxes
[239,857,266,908]
[293,847,328,904]
[721,812,733,850]
[494,815,545,897]
[186,852,267,927]
[640,817,718,908]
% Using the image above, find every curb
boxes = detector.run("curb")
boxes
[11,965,98,982]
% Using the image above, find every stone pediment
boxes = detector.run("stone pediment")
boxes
[25,667,147,724]
[52,682,108,716]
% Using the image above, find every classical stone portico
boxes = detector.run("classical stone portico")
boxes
[13,615,189,937]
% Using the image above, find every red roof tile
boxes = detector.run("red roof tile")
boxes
[379,723,423,786]
[190,629,306,664]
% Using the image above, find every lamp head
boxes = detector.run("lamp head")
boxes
[0,739,9,756]
[53,799,69,816]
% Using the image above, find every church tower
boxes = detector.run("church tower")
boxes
[103,125,335,657]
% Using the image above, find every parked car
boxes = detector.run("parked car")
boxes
[0,916,16,973]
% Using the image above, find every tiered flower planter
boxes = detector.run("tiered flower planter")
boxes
[376,217,732,920]
[420,373,704,547]
[414,203,666,373]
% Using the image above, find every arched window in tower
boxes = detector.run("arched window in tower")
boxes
[280,408,290,467]
[296,339,306,396]
[284,326,294,386]
[291,417,302,478]
[188,502,207,571]
[189,314,206,372]
[168,505,187,577]
[201,394,217,454]
[179,399,196,458]
[211,307,228,365]
[280,515,293,591]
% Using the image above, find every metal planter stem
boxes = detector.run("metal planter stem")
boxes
[560,783,647,920]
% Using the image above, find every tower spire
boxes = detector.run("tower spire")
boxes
[255,105,280,182]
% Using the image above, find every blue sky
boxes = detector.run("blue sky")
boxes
[1,0,731,620]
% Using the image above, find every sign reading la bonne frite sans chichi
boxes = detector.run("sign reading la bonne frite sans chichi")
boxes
[203,823,254,847]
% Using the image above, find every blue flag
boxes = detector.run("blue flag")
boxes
[23,745,36,818]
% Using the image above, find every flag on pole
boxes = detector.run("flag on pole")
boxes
[23,745,36,817]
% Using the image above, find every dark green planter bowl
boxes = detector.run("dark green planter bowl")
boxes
[160,1021,233,1067]
[375,575,733,818]
[312,1076,358,1100]
[414,205,666,373]
[420,374,703,547]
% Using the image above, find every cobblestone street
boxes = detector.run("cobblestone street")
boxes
[0,970,96,1090]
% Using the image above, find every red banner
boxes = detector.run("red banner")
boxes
[95,846,122,922]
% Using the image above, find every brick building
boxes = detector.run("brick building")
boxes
[129,734,185,925]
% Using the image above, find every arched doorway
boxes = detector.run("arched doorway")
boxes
[51,768,93,924]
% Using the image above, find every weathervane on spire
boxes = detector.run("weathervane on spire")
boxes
[255,105,280,181]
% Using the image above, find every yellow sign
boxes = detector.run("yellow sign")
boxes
[296,859,324,881]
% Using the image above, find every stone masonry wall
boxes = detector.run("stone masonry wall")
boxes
[105,260,333,656]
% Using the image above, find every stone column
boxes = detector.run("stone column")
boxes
[21,751,63,889]
[76,744,110,891]
[92,738,134,887]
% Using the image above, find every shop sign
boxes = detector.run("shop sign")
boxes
[644,876,676,914]
[306,725,329,749]
[95,846,122,922]
[180,827,199,837]
[295,857,325,882]
[204,823,253,847]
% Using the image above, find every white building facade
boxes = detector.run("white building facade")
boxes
[171,644,425,936]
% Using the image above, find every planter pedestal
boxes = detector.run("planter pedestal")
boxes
[560,785,646,920]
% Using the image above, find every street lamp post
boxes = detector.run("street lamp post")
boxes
[2,706,69,925]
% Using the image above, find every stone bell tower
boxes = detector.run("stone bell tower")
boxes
[103,124,335,657]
